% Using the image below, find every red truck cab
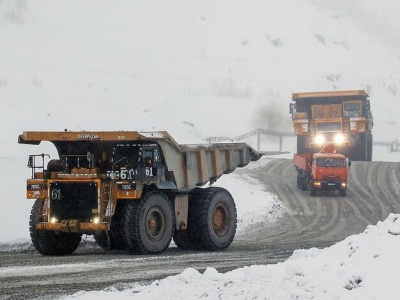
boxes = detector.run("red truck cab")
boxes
[311,152,349,196]
[294,144,350,197]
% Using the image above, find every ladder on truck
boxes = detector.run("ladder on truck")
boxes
[101,182,113,224]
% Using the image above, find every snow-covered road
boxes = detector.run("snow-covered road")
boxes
[1,157,400,299]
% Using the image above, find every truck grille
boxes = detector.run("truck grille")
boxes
[50,182,98,222]
[316,122,341,132]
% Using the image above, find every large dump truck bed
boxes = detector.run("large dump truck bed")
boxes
[18,131,262,192]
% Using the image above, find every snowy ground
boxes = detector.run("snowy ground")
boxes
[64,214,400,300]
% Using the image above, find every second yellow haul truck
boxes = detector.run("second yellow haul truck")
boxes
[289,90,373,161]
[19,131,261,255]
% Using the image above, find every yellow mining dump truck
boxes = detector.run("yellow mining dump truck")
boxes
[289,90,373,161]
[19,131,261,255]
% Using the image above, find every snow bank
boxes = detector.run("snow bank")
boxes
[66,214,400,300]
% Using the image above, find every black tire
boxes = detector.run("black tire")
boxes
[357,133,367,161]
[111,200,129,250]
[300,174,308,191]
[297,171,308,191]
[310,181,317,197]
[173,189,203,250]
[339,189,346,197]
[188,187,237,251]
[30,200,82,255]
[366,132,373,161]
[353,131,372,161]
[123,191,174,254]
[94,200,127,250]
[94,232,112,250]
[296,173,301,189]
[173,229,196,250]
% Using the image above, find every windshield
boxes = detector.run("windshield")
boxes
[112,143,141,168]
[343,102,362,118]
[316,158,346,167]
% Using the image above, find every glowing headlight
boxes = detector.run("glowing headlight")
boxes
[334,134,345,144]
[50,217,58,224]
[315,135,325,145]
[314,181,321,186]
[341,182,347,188]
[92,216,100,224]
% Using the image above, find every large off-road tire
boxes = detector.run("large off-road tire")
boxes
[94,232,112,250]
[353,131,373,161]
[123,191,174,254]
[188,187,237,251]
[94,201,127,250]
[173,189,203,250]
[173,229,196,250]
[30,200,82,256]
[366,132,373,162]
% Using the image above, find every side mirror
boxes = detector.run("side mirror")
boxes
[27,156,33,168]
[348,161,351,167]
[289,103,294,115]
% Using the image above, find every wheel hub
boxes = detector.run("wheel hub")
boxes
[145,207,165,241]
[213,202,229,237]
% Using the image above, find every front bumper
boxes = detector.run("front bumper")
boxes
[36,220,108,233]
[313,181,346,191]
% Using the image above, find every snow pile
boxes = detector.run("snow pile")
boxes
[66,214,400,300]
[0,238,35,253]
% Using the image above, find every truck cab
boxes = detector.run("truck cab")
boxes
[293,144,350,197]
[310,152,349,197]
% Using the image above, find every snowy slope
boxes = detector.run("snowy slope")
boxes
[65,214,400,300]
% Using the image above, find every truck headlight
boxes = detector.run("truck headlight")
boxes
[334,133,345,144]
[50,217,58,224]
[315,135,325,145]
[92,216,100,224]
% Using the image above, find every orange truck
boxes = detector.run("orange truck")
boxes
[293,144,350,197]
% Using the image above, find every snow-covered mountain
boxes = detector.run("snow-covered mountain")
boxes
[0,0,399,241]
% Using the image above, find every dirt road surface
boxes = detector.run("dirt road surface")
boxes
[2,158,400,299]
